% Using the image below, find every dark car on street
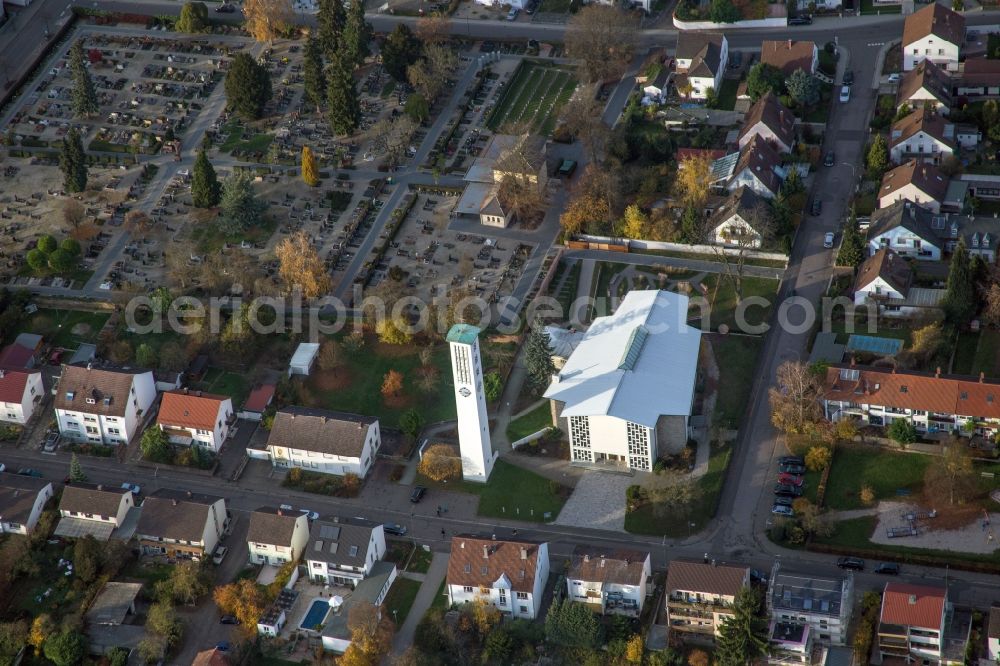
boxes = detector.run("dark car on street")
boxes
[410,486,427,503]
[220,615,239,625]
[824,150,836,167]
[778,455,804,466]
[843,70,854,85]
[779,463,806,475]
[788,15,812,24]
[774,483,803,497]
[811,198,822,216]
[17,468,43,477]
[773,495,794,507]
[837,557,865,571]
[875,562,900,575]
[215,3,236,12]
[384,523,408,536]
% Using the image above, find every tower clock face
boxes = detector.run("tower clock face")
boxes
[458,387,471,398]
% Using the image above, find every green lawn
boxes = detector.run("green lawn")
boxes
[953,330,981,375]
[824,446,931,510]
[711,335,764,429]
[702,275,777,332]
[417,459,569,523]
[406,546,433,574]
[383,577,422,626]
[550,260,581,321]
[625,443,732,536]
[429,579,449,610]
[972,330,1000,378]
[487,62,578,136]
[714,78,739,111]
[306,335,456,428]
[506,402,553,443]
[189,214,279,254]
[219,119,274,155]
[16,308,110,348]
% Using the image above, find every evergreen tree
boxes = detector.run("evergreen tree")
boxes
[68,40,99,118]
[836,210,865,269]
[745,63,785,101]
[69,453,87,483]
[524,317,555,392]
[342,0,372,68]
[301,146,319,186]
[59,128,88,193]
[177,1,209,32]
[786,68,820,108]
[943,239,977,326]
[191,149,220,208]
[224,53,273,121]
[327,53,360,136]
[220,170,266,234]
[716,587,769,666]
[866,134,889,177]
[316,0,346,59]
[381,24,422,82]
[302,35,327,113]
[679,206,703,244]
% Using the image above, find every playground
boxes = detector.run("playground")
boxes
[869,501,1000,555]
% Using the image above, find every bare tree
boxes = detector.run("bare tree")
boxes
[768,360,823,434]
[368,115,418,167]
[415,13,452,43]
[709,203,774,303]
[565,5,639,83]
[559,88,611,164]
[924,437,978,507]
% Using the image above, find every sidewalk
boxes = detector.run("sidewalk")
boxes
[391,551,449,655]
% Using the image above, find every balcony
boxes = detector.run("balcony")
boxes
[668,596,730,611]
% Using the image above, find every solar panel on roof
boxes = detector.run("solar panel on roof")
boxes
[319,525,341,540]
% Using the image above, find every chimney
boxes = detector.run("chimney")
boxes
[981,372,985,383]
[936,366,941,378]
[711,559,717,567]
[460,541,465,549]
[0,370,5,379]
[909,594,918,605]
[277,508,282,516]
[483,545,490,559]
[850,356,856,367]
[787,39,792,48]
[520,547,528,560]
[584,554,590,562]
[171,499,178,506]
[600,555,605,568]
[97,484,103,491]
[86,361,93,370]
[186,490,192,498]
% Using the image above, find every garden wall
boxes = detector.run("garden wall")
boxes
[672,14,787,29]
[572,234,790,262]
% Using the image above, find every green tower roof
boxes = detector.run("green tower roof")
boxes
[446,323,482,345]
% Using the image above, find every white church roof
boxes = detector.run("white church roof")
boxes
[543,325,585,360]
[543,290,701,427]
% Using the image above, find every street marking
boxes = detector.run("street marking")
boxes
[868,42,886,46]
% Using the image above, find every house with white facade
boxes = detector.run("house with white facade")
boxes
[156,389,234,453]
[902,3,964,72]
[878,161,949,213]
[135,488,228,561]
[545,290,701,472]
[666,559,749,640]
[897,59,953,115]
[821,364,1000,439]
[760,40,818,76]
[0,472,53,536]
[264,407,381,479]
[247,507,311,566]
[768,562,854,646]
[769,622,815,666]
[728,136,784,199]
[867,200,946,261]
[674,33,728,100]
[738,93,796,154]
[318,562,397,654]
[878,583,966,665]
[707,186,771,248]
[54,364,156,446]
[447,535,550,620]
[890,109,956,165]
[955,57,1000,99]
[56,483,135,541]
[988,606,1000,663]
[566,546,651,616]
[854,248,945,318]
[0,368,43,425]
[305,518,387,587]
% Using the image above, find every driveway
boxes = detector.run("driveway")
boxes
[554,471,634,532]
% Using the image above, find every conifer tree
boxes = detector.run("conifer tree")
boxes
[316,0,346,59]
[326,54,359,136]
[303,35,327,113]
[191,149,220,208]
[59,128,88,193]
[69,40,99,118]
[341,0,372,68]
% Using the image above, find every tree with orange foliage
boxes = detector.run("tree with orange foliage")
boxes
[242,0,293,42]
[418,444,461,482]
[558,165,618,239]
[381,369,404,399]
[275,231,331,298]
[339,603,393,666]
[415,13,451,43]
[675,153,713,211]
[213,579,268,634]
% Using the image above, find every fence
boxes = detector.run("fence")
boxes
[571,234,790,262]
[672,14,788,29]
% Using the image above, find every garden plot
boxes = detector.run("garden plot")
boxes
[486,61,577,135]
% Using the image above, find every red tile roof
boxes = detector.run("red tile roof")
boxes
[666,559,748,597]
[760,40,816,76]
[890,109,955,151]
[244,383,276,412]
[897,59,952,108]
[0,369,35,404]
[0,344,35,370]
[448,536,544,594]
[854,248,912,294]
[881,582,946,631]
[157,389,229,431]
[880,160,949,204]
[959,57,1000,87]
[903,3,965,49]
[822,363,1000,417]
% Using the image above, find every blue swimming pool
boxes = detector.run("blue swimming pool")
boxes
[300,599,330,630]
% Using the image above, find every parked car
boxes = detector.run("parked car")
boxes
[17,468,43,478]
[824,232,835,248]
[778,473,804,487]
[48,349,63,365]
[823,150,835,167]
[216,642,231,652]
[811,198,822,216]
[525,0,538,13]
[220,615,239,625]
[43,431,60,453]
[773,495,794,507]
[215,2,236,12]
[212,546,228,565]
[410,486,427,503]
[384,523,408,536]
[843,70,854,85]
[121,482,141,495]
[837,556,865,571]
[779,462,806,475]
[729,51,743,69]
[299,509,320,521]
[788,15,812,24]
[777,455,804,465]
[506,7,519,20]
[774,483,803,497]
[887,73,901,83]
[772,504,795,516]
[279,504,294,511]
[875,562,900,575]
[839,86,851,103]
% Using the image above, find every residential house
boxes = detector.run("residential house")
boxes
[878,582,967,665]
[264,406,380,478]
[0,472,53,535]
[853,247,937,318]
[642,69,671,104]
[878,161,949,213]
[192,648,231,666]
[318,562,397,653]
[478,185,517,228]
[156,389,234,453]
[707,186,771,248]
[896,59,953,115]
[565,546,651,616]
[955,125,981,150]
[768,562,854,646]
[728,136,784,199]
[769,622,815,666]
[821,364,1000,439]
[889,109,956,165]
[954,57,1000,99]
[56,483,135,541]
[665,559,750,639]
[247,507,311,566]
[902,3,964,71]
[0,333,42,369]
[305,517,387,587]
[447,535,550,620]
[545,290,702,471]
[867,199,946,260]
[54,363,157,446]
[988,605,1000,662]
[135,488,228,560]
[674,32,728,100]
[0,368,43,425]
[738,93,796,154]
[760,40,818,76]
